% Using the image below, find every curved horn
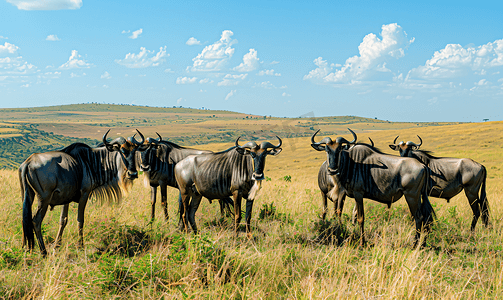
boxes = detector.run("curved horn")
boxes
[156,132,163,142]
[260,136,282,149]
[368,137,374,147]
[347,128,357,144]
[274,135,282,148]
[235,136,257,149]
[393,135,399,144]
[130,129,145,146]
[103,129,126,151]
[311,129,321,144]
[416,135,422,148]
[102,129,111,146]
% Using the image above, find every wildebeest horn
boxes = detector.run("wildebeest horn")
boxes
[416,135,422,148]
[103,129,126,151]
[235,136,258,149]
[311,130,333,145]
[393,135,399,144]
[368,137,374,147]
[130,129,145,146]
[347,128,357,144]
[260,136,282,149]
[407,135,423,150]
[156,132,163,142]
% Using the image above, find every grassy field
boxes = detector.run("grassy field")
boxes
[0,119,503,298]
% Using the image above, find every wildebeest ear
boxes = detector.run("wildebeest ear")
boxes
[311,144,326,151]
[268,148,282,156]
[235,147,252,155]
[389,145,398,151]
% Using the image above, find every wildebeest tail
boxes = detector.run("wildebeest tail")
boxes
[20,163,35,250]
[420,168,436,231]
[479,165,489,226]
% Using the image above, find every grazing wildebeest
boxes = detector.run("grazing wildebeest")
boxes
[316,135,374,221]
[389,135,489,230]
[174,136,282,236]
[20,129,146,256]
[311,129,435,246]
[138,133,233,222]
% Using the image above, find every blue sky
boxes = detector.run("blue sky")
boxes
[0,0,502,122]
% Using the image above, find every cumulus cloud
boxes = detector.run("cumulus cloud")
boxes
[101,71,111,79]
[199,78,213,84]
[305,23,414,84]
[116,46,168,68]
[257,69,281,76]
[7,0,82,10]
[189,30,237,72]
[407,39,503,80]
[0,42,38,76]
[225,89,236,100]
[176,76,197,84]
[233,48,259,72]
[0,36,7,40]
[59,50,93,69]
[255,81,275,89]
[282,92,291,97]
[129,29,143,39]
[217,73,247,86]
[186,37,201,46]
[46,34,60,41]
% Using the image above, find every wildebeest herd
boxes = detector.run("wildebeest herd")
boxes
[19,128,489,256]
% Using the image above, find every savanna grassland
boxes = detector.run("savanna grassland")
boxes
[1,105,503,299]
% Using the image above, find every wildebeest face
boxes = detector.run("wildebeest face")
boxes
[311,129,357,176]
[389,135,422,157]
[103,129,146,179]
[235,137,282,181]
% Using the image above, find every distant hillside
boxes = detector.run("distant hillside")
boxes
[0,103,462,169]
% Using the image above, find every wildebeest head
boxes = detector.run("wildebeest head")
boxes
[311,128,357,175]
[389,135,422,157]
[139,132,165,172]
[103,129,146,179]
[235,136,282,181]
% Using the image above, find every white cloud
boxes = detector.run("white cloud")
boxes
[199,78,213,84]
[129,29,143,39]
[0,43,38,76]
[407,39,503,80]
[0,36,7,40]
[46,34,60,41]
[217,73,247,86]
[116,46,168,68]
[7,0,82,10]
[122,30,130,34]
[271,61,279,65]
[189,30,237,72]
[59,50,93,69]
[186,37,201,46]
[282,92,291,97]
[233,48,259,72]
[177,98,184,104]
[305,23,414,84]
[101,71,111,79]
[176,76,197,84]
[103,85,109,88]
[225,89,236,100]
[255,81,275,89]
[164,68,174,73]
[477,79,488,86]
[257,69,281,76]
[21,83,29,88]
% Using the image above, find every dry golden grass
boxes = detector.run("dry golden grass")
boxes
[1,122,503,298]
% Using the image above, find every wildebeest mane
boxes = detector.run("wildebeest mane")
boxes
[61,143,131,203]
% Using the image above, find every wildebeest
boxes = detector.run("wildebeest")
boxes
[138,133,233,222]
[174,136,282,236]
[20,129,146,256]
[311,129,435,246]
[389,135,489,230]
[316,135,374,221]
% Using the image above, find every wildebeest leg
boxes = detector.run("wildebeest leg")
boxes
[188,195,202,234]
[32,198,50,256]
[404,195,421,247]
[245,199,254,238]
[336,194,347,224]
[180,193,191,233]
[233,190,243,236]
[465,189,481,231]
[160,185,168,221]
[351,206,357,225]
[76,193,90,248]
[150,186,157,221]
[54,204,69,248]
[354,195,365,247]
[320,191,328,220]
